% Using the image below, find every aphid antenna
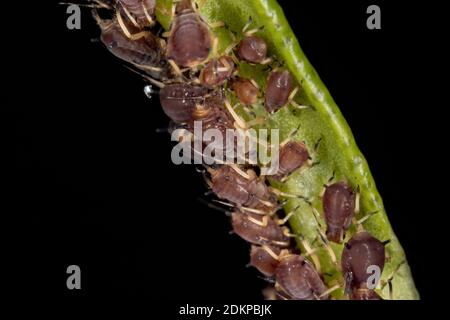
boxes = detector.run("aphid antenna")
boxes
[197,197,232,216]
[316,228,339,268]
[257,275,276,284]
[211,199,269,216]
[124,66,166,88]
[241,16,254,34]
[319,284,341,298]
[355,210,379,225]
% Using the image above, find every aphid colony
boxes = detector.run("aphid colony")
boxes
[91,0,391,300]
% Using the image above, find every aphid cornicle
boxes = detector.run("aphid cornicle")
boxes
[265,70,294,113]
[323,181,356,243]
[97,17,170,79]
[275,255,329,300]
[231,212,290,247]
[116,0,156,28]
[341,231,386,300]
[232,78,259,105]
[237,36,268,64]
[166,0,211,68]
[199,56,235,87]
[209,165,277,210]
[249,245,282,277]
[159,84,209,123]
[273,141,309,180]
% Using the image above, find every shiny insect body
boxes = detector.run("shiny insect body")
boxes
[231,211,290,247]
[116,0,156,28]
[265,70,294,113]
[232,78,259,106]
[273,141,309,180]
[341,231,385,300]
[209,165,277,211]
[237,36,268,64]
[166,0,212,68]
[199,56,235,87]
[275,254,329,300]
[323,181,356,243]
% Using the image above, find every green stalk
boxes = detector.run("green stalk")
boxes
[156,0,419,299]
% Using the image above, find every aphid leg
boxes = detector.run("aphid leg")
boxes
[241,16,253,34]
[296,234,322,273]
[167,59,183,76]
[355,210,379,226]
[115,10,148,40]
[246,214,270,227]
[317,228,339,268]
[269,187,310,203]
[142,1,156,26]
[319,283,342,298]
[276,205,300,225]
[123,66,165,88]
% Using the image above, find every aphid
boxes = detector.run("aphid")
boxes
[95,15,170,79]
[237,36,268,64]
[231,212,290,247]
[209,165,277,210]
[323,181,356,243]
[265,70,294,113]
[199,56,235,87]
[159,84,209,123]
[273,141,309,180]
[166,0,211,68]
[275,254,329,300]
[341,231,385,300]
[232,78,259,105]
[116,0,156,28]
[249,245,283,277]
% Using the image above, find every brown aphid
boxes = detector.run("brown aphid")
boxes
[166,0,211,68]
[97,17,170,79]
[117,0,156,28]
[275,255,329,300]
[249,245,282,277]
[265,70,294,113]
[159,84,209,123]
[273,141,309,180]
[341,231,385,300]
[209,165,277,210]
[323,181,356,243]
[231,212,290,247]
[237,36,268,64]
[232,79,259,105]
[199,56,235,87]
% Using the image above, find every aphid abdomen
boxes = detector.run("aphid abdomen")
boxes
[274,141,309,180]
[341,231,385,294]
[249,245,281,277]
[232,78,259,105]
[323,181,356,243]
[167,7,211,68]
[100,22,169,79]
[200,56,235,87]
[231,212,290,247]
[237,36,268,64]
[275,255,329,300]
[159,84,209,123]
[265,70,294,113]
[118,0,156,27]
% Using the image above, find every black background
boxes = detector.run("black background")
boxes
[3,0,445,309]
